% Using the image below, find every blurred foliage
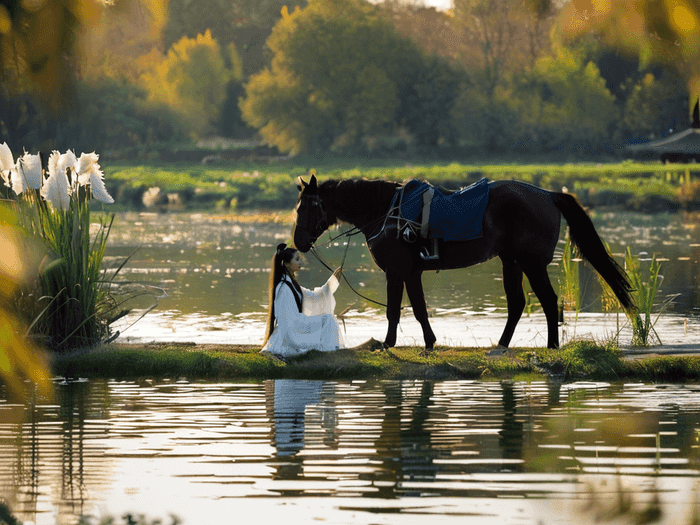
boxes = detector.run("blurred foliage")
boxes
[561,0,700,101]
[0,205,52,401]
[0,0,101,106]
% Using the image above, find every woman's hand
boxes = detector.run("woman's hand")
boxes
[333,267,343,280]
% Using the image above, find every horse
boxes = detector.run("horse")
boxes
[292,174,637,350]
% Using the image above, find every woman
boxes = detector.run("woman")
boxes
[261,243,345,357]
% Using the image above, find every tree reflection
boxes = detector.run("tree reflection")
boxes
[1,380,110,524]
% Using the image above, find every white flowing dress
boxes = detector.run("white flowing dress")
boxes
[261,274,345,357]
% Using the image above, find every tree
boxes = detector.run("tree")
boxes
[241,0,428,154]
[450,0,559,93]
[377,2,463,61]
[164,0,308,77]
[140,30,234,137]
[618,71,689,141]
[509,47,619,153]
[452,45,619,155]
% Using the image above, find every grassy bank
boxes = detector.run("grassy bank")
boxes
[102,160,700,212]
[50,341,700,383]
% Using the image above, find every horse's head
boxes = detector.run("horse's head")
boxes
[293,174,329,253]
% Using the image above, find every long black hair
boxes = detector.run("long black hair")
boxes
[263,243,303,344]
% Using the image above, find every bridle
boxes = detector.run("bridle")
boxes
[294,193,328,243]
[295,190,391,309]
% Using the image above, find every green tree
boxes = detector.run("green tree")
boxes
[240,0,428,154]
[141,30,234,137]
[507,47,619,153]
[164,0,307,76]
[452,45,619,155]
[399,54,466,148]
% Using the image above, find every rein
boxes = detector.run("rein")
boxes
[299,183,403,310]
[309,226,390,309]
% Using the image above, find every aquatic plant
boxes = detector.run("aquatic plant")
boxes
[625,248,663,347]
[0,144,142,352]
[558,233,582,342]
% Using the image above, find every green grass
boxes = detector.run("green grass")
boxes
[102,160,700,212]
[48,340,700,383]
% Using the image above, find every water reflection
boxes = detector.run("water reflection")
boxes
[2,379,700,524]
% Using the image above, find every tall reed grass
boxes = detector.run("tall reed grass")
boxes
[625,247,665,346]
[0,145,131,352]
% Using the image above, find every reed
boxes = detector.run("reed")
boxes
[625,248,663,346]
[558,233,581,341]
[1,145,144,352]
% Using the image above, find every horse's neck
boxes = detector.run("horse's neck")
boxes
[326,179,397,229]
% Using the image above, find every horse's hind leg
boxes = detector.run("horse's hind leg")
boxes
[383,272,405,349]
[498,255,526,348]
[520,262,559,349]
[405,272,437,349]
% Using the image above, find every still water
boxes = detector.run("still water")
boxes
[2,379,700,524]
[103,211,700,347]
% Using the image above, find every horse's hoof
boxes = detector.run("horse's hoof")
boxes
[486,346,507,358]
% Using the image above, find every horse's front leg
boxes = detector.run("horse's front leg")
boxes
[383,272,404,349]
[404,272,437,349]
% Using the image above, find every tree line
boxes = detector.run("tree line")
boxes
[0,0,693,160]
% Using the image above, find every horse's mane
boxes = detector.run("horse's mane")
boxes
[319,179,400,227]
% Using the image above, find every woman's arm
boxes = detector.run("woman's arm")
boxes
[301,268,342,316]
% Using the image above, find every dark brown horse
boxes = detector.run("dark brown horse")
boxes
[292,175,637,349]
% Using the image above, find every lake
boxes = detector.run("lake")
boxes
[2,378,700,525]
[103,211,700,348]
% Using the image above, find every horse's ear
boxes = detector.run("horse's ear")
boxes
[296,176,307,191]
[309,173,318,188]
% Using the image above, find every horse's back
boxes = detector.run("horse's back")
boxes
[483,180,561,261]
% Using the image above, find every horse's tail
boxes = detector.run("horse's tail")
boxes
[552,192,637,314]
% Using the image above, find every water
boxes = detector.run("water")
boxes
[2,379,700,524]
[103,211,700,348]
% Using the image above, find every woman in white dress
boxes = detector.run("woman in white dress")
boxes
[261,243,345,358]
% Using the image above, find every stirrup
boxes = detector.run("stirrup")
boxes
[420,239,439,261]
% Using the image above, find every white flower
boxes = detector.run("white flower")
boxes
[42,151,71,210]
[18,152,43,190]
[86,165,114,204]
[11,161,25,195]
[0,143,17,191]
[0,142,13,171]
[77,152,99,186]
[58,150,78,186]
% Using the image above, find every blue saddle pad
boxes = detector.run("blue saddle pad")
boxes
[399,177,490,241]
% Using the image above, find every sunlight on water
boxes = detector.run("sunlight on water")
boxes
[1,379,700,524]
[101,211,700,348]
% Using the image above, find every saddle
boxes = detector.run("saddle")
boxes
[395,177,490,260]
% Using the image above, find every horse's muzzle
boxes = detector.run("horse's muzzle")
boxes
[292,226,316,253]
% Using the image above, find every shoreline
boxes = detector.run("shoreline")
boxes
[112,310,700,356]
